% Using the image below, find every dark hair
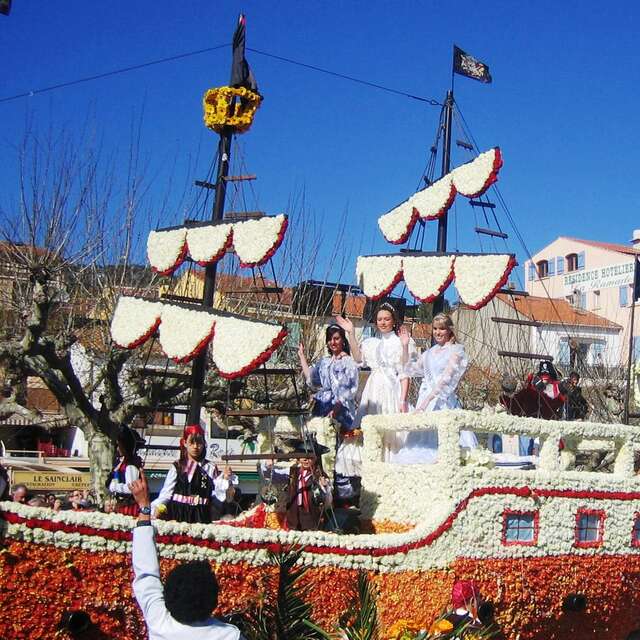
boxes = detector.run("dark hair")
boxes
[117,426,142,467]
[164,561,218,624]
[570,371,580,381]
[375,302,399,334]
[326,325,350,355]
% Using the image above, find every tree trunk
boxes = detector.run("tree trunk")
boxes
[86,431,115,505]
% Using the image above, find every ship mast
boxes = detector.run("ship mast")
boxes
[187,129,232,425]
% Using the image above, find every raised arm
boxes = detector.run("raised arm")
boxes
[298,342,313,384]
[334,316,362,363]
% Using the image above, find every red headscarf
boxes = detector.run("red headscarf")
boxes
[179,424,206,467]
[452,580,480,609]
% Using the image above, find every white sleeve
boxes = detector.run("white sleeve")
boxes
[150,466,177,512]
[132,526,172,632]
[426,344,469,404]
[109,465,140,495]
[402,341,423,379]
[212,474,239,500]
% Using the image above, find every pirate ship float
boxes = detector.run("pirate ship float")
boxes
[2,18,640,640]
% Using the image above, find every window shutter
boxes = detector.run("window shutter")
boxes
[580,291,587,309]
[620,285,628,307]
[528,264,536,281]
[577,251,585,270]
[556,257,564,274]
[548,259,555,276]
[558,339,569,365]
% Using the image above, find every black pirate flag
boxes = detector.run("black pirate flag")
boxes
[453,45,492,84]
[230,14,259,94]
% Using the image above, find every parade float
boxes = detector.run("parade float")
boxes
[2,17,640,640]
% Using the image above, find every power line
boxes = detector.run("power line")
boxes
[0,44,230,104]
[247,47,441,105]
[0,43,442,107]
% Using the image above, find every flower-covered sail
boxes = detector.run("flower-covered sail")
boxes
[356,256,403,300]
[146,215,288,274]
[453,254,516,309]
[402,255,455,303]
[377,147,502,244]
[110,296,287,377]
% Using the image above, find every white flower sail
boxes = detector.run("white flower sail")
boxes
[450,147,502,198]
[356,256,403,300]
[232,214,288,267]
[158,304,216,363]
[186,223,234,265]
[453,253,516,309]
[378,201,418,245]
[211,314,287,379]
[402,255,455,302]
[410,175,456,221]
[147,228,188,275]
[110,297,161,349]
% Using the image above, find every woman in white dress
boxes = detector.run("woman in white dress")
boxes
[389,313,477,463]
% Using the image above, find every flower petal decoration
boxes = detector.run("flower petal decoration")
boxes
[356,256,404,300]
[110,297,161,349]
[232,214,288,268]
[402,255,455,302]
[211,314,288,379]
[147,228,188,275]
[411,175,456,221]
[450,147,503,198]
[186,223,234,266]
[158,304,216,364]
[378,201,419,245]
[453,253,516,309]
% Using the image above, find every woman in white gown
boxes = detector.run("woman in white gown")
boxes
[334,303,417,476]
[389,313,477,464]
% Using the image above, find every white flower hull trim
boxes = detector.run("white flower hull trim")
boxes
[110,296,287,376]
[402,255,455,302]
[146,215,288,273]
[453,254,516,309]
[356,256,403,300]
[158,304,216,363]
[356,253,514,309]
[377,148,502,244]
[110,297,162,349]
[186,223,234,265]
[147,228,188,275]
[233,214,288,267]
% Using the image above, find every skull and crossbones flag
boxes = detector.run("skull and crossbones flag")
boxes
[453,45,492,84]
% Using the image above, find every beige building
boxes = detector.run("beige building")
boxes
[525,234,640,366]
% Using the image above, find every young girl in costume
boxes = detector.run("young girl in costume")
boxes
[151,424,238,524]
[107,426,142,516]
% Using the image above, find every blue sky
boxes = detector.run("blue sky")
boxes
[2,1,640,291]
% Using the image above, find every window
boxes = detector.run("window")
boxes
[620,285,629,307]
[566,253,579,272]
[556,256,565,274]
[577,251,585,270]
[575,509,605,548]
[593,290,600,310]
[548,259,555,276]
[558,339,569,366]
[536,260,549,278]
[503,511,538,545]
[632,513,640,547]
[578,291,587,309]
[528,263,537,281]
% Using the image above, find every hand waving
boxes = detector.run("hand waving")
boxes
[334,316,353,334]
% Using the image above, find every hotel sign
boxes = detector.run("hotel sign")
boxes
[563,261,634,293]
[12,470,91,491]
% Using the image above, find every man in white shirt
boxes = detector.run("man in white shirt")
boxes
[129,473,244,640]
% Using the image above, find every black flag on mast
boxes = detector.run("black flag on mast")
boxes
[0,0,11,16]
[453,45,492,84]
[230,14,259,93]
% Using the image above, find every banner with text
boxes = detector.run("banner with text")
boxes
[563,261,634,293]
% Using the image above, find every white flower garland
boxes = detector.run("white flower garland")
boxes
[110,297,161,348]
[147,228,187,275]
[355,254,513,309]
[356,256,403,299]
[186,223,233,265]
[402,255,455,302]
[158,304,216,363]
[232,214,287,267]
[377,148,502,244]
[450,147,502,198]
[453,254,514,309]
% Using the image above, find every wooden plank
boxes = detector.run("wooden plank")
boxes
[194,180,216,190]
[498,288,529,297]
[469,200,496,209]
[224,211,265,221]
[475,227,508,239]
[226,409,307,417]
[221,452,315,461]
[160,293,204,304]
[491,316,542,328]
[498,350,553,361]
[456,140,474,150]
[222,174,257,182]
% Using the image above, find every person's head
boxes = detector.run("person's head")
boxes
[68,490,83,505]
[432,313,455,345]
[45,493,56,506]
[569,371,580,386]
[325,324,350,356]
[375,302,399,334]
[164,561,219,624]
[28,496,46,507]
[116,426,139,462]
[12,484,27,503]
[179,424,206,467]
[298,455,315,472]
[52,498,63,512]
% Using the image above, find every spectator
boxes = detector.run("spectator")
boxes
[0,464,9,501]
[52,498,63,513]
[565,371,589,420]
[129,472,244,640]
[28,496,46,507]
[45,493,56,508]
[12,483,28,503]
[67,490,85,511]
